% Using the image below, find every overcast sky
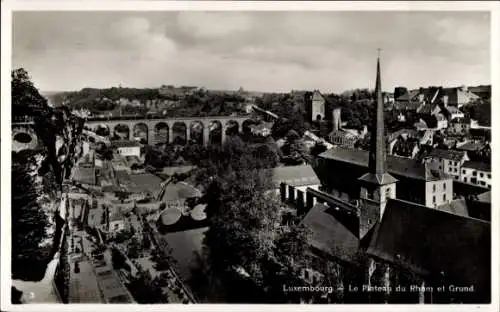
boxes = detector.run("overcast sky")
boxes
[12,11,490,93]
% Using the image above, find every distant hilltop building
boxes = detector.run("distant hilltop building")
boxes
[311,90,326,122]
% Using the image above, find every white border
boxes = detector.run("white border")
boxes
[1,1,499,312]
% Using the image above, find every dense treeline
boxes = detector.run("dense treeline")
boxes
[11,151,51,281]
[51,87,249,118]
[11,68,84,281]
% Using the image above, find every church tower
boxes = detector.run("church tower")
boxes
[357,52,398,239]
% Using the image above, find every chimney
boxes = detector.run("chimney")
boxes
[332,107,342,132]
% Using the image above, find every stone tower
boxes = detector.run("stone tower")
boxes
[357,52,398,239]
[311,90,326,122]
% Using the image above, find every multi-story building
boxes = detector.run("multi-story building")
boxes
[460,161,491,189]
[111,140,142,158]
[424,149,469,181]
[447,117,470,137]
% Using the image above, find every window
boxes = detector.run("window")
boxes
[462,170,466,175]
[464,177,468,183]
[488,174,491,179]
[443,183,446,190]
[448,160,452,165]
[488,184,491,189]
[472,171,477,177]
[385,188,391,198]
[443,194,446,202]
[433,184,436,192]
[480,173,484,178]
[433,196,436,203]
[480,181,486,186]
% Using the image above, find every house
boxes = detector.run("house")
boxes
[328,130,359,148]
[249,122,273,137]
[447,118,470,137]
[440,86,480,108]
[383,92,394,104]
[442,105,464,121]
[460,161,491,189]
[468,85,491,101]
[391,138,420,159]
[270,165,321,198]
[111,140,142,158]
[423,149,469,181]
[109,212,126,233]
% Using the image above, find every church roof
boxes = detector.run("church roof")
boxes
[436,199,469,217]
[319,147,448,181]
[367,198,490,293]
[301,203,360,263]
[358,172,398,185]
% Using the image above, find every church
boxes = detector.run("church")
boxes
[292,54,491,303]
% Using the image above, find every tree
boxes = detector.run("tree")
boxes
[196,137,311,302]
[126,266,168,303]
[12,68,49,119]
[310,142,328,157]
[11,152,50,281]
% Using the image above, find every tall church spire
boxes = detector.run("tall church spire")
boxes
[358,52,397,186]
[368,51,386,177]
[357,51,397,239]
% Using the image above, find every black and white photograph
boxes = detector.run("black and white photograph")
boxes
[1,1,498,310]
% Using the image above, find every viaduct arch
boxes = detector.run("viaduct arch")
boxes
[85,116,254,146]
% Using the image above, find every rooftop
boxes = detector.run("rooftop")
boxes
[73,166,96,185]
[301,203,360,263]
[161,181,202,202]
[271,165,320,188]
[367,198,490,295]
[426,148,467,162]
[111,140,142,148]
[127,173,164,196]
[476,191,491,204]
[436,199,469,217]
[456,141,486,152]
[319,147,449,181]
[462,161,491,172]
[161,165,197,176]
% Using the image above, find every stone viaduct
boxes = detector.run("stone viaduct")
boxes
[84,115,256,146]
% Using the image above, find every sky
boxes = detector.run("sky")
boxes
[12,11,491,93]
